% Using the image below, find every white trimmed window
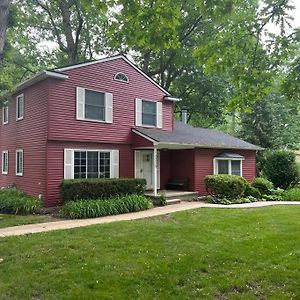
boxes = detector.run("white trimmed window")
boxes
[135,99,162,128]
[16,94,24,120]
[16,149,23,176]
[76,87,113,123]
[213,153,244,176]
[64,149,119,180]
[2,151,8,175]
[2,105,8,124]
[114,72,129,83]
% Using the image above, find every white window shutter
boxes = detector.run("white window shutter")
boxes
[64,149,74,179]
[76,87,85,120]
[105,93,113,123]
[157,102,162,128]
[111,150,119,178]
[135,98,142,126]
[134,151,141,178]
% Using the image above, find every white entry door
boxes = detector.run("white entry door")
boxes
[135,151,160,189]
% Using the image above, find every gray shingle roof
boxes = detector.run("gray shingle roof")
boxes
[134,121,262,151]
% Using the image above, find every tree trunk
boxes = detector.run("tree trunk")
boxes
[0,0,10,60]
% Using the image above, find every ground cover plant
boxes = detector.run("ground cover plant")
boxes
[0,189,42,214]
[60,195,152,219]
[283,188,300,201]
[1,206,300,299]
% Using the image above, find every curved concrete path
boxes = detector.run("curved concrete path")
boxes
[1,201,300,238]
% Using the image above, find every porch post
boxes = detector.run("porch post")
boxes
[153,146,158,196]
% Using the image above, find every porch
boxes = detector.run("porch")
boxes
[145,190,199,203]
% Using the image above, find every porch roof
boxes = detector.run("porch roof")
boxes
[133,121,262,151]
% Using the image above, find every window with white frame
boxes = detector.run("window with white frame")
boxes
[114,72,129,83]
[76,87,113,123]
[2,151,8,175]
[16,149,23,176]
[64,149,119,179]
[16,94,24,120]
[135,99,162,128]
[213,153,244,176]
[2,105,8,124]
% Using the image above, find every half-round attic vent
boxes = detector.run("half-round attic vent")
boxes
[114,72,129,83]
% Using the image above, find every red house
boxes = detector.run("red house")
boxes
[0,55,261,207]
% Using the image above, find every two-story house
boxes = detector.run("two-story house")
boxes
[0,55,261,207]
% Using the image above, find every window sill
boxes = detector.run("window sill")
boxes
[2,122,8,125]
[1,172,8,175]
[137,124,160,129]
[16,117,24,121]
[76,118,111,124]
[16,173,23,177]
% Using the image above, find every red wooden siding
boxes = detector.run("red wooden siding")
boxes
[0,80,49,198]
[48,58,173,145]
[159,150,171,189]
[46,141,133,206]
[194,149,256,195]
[132,133,154,148]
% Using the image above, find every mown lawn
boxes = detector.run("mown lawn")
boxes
[0,214,54,229]
[1,206,300,299]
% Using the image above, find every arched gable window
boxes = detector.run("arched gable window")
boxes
[114,72,129,83]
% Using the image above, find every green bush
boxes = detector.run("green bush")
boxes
[282,188,300,201]
[60,194,152,219]
[151,194,167,206]
[252,177,273,195]
[244,184,262,198]
[204,174,247,199]
[60,178,147,203]
[262,150,299,189]
[0,189,42,214]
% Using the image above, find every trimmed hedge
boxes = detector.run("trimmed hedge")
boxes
[204,174,247,199]
[0,189,42,214]
[60,195,152,219]
[252,177,273,195]
[60,178,147,203]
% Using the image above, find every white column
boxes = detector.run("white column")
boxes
[153,147,158,196]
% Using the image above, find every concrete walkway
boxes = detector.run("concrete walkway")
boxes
[1,201,300,238]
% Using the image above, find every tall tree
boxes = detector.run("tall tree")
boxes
[0,0,10,59]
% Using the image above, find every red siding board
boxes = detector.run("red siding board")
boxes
[132,133,154,148]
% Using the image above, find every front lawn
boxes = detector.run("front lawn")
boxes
[0,214,56,229]
[1,206,300,299]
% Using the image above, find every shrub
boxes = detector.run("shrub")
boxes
[60,178,147,203]
[204,174,247,199]
[282,188,300,201]
[60,194,152,219]
[244,184,261,198]
[151,194,167,206]
[252,177,273,195]
[0,189,42,214]
[261,150,299,189]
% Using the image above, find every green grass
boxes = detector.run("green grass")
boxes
[0,214,55,229]
[1,206,300,299]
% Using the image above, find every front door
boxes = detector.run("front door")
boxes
[135,150,160,190]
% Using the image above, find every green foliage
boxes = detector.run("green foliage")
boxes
[151,194,167,206]
[244,184,262,199]
[60,195,152,219]
[252,177,274,195]
[282,188,300,201]
[261,150,299,189]
[203,195,257,205]
[204,174,247,199]
[0,189,42,215]
[60,178,147,203]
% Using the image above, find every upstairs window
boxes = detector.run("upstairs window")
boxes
[16,149,23,176]
[16,94,24,120]
[114,72,129,83]
[2,105,8,124]
[213,153,244,177]
[2,151,8,175]
[76,87,113,123]
[135,99,162,128]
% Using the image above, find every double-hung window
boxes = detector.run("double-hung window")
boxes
[76,87,113,123]
[64,149,119,180]
[2,151,8,175]
[16,149,23,176]
[2,105,8,124]
[16,94,24,120]
[135,99,162,128]
[213,153,244,176]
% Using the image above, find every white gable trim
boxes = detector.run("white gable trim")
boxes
[132,129,158,144]
[55,55,171,96]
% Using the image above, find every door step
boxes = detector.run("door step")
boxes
[166,199,181,205]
